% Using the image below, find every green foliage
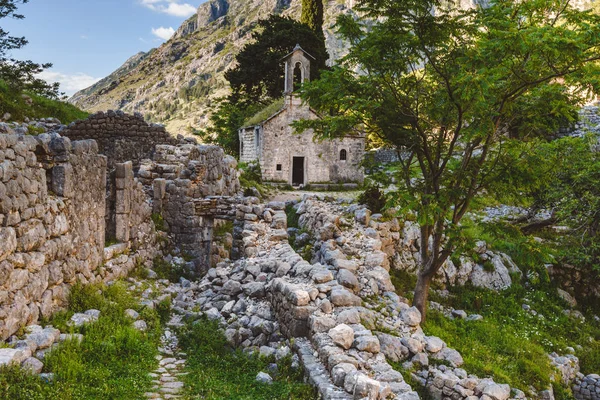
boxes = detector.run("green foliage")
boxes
[1,281,161,399]
[178,316,316,399]
[195,99,258,157]
[0,80,88,123]
[226,15,328,107]
[422,284,600,389]
[151,213,165,232]
[357,185,386,214]
[152,257,194,283]
[243,97,284,127]
[294,0,600,315]
[301,0,324,36]
[425,308,553,391]
[285,203,300,229]
[239,161,271,197]
[214,221,234,238]
[0,1,61,98]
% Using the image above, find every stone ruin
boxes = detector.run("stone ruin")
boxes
[0,111,240,341]
[1,111,599,400]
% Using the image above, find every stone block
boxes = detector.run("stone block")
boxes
[51,164,73,197]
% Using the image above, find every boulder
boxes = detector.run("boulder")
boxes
[354,335,380,353]
[376,332,409,362]
[330,288,362,307]
[0,348,25,366]
[256,371,273,384]
[401,307,421,327]
[337,269,359,292]
[21,357,44,374]
[482,383,511,400]
[328,324,354,350]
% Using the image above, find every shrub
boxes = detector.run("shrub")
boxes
[357,185,386,214]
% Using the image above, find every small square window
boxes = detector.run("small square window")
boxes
[276,164,282,171]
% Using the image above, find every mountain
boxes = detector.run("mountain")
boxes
[69,0,356,134]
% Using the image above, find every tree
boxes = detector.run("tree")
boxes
[294,0,600,320]
[194,99,260,157]
[301,0,324,37]
[225,15,328,108]
[0,0,59,97]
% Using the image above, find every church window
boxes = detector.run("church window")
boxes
[340,149,348,161]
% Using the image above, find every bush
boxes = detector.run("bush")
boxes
[357,185,386,214]
[0,79,88,124]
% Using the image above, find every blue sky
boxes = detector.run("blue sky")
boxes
[3,0,205,96]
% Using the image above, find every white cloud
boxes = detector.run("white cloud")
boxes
[151,26,175,40]
[38,71,101,96]
[140,0,197,17]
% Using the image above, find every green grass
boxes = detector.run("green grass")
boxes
[243,98,285,127]
[151,256,194,283]
[418,284,600,392]
[285,204,300,229]
[151,213,166,232]
[0,282,162,399]
[0,79,88,124]
[178,316,316,399]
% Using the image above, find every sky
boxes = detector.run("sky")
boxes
[2,0,206,96]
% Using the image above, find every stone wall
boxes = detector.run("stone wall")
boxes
[140,143,240,272]
[574,374,600,400]
[367,147,401,165]
[61,111,178,170]
[0,131,166,340]
[0,133,105,339]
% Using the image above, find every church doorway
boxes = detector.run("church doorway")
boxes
[292,157,305,186]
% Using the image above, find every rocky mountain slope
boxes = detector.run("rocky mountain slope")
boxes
[69,0,356,134]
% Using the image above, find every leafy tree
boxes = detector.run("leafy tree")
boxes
[0,0,59,98]
[301,0,324,37]
[294,0,600,320]
[194,99,260,157]
[225,15,328,108]
[495,136,600,277]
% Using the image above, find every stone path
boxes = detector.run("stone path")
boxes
[145,315,186,400]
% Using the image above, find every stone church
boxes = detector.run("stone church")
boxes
[238,45,365,186]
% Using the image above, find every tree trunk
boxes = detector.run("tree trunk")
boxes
[413,271,433,322]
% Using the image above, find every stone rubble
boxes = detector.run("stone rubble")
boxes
[295,196,545,400]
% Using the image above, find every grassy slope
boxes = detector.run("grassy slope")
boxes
[390,219,600,393]
[0,282,162,400]
[0,80,88,124]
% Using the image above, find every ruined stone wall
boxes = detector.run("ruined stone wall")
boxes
[0,132,162,340]
[239,127,259,164]
[367,147,401,165]
[0,133,106,340]
[140,144,240,272]
[61,110,178,170]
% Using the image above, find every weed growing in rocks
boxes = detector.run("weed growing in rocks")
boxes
[151,257,194,283]
[178,316,316,399]
[417,283,600,391]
